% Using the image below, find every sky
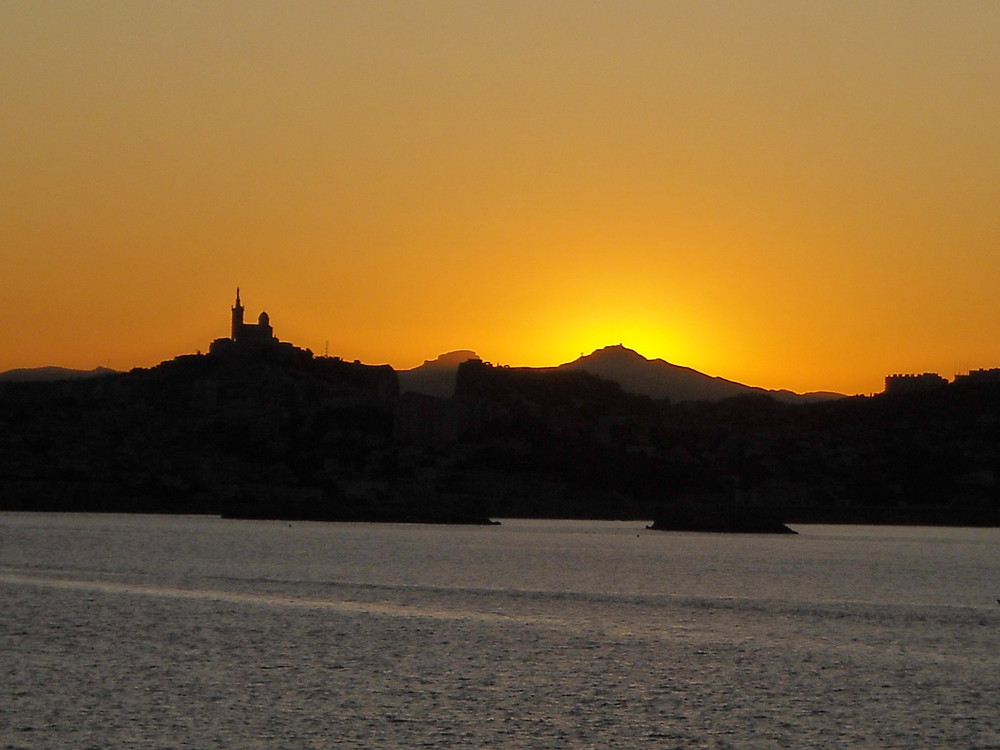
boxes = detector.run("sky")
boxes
[3,1,1000,395]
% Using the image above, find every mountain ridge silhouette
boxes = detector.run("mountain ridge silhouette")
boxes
[4,347,843,402]
[0,366,117,383]
[399,345,843,402]
[558,344,843,403]
[398,350,482,398]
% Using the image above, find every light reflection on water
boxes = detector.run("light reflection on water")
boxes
[2,513,999,748]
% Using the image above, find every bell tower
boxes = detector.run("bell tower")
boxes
[231,287,244,341]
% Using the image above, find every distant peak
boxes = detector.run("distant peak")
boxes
[0,365,119,383]
[419,350,481,368]
[584,344,648,361]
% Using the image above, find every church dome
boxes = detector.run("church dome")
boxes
[258,311,270,326]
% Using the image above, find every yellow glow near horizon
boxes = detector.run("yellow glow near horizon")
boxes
[4,2,1000,396]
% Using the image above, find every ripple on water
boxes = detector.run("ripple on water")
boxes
[2,515,999,748]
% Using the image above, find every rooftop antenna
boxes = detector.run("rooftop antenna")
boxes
[325,340,329,358]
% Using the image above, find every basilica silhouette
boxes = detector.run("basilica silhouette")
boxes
[209,289,286,355]
[230,288,274,345]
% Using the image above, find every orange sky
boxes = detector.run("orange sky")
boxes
[4,1,1000,395]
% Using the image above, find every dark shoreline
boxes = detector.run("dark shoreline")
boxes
[5,348,1000,531]
[2,500,1000,528]
[782,505,1000,527]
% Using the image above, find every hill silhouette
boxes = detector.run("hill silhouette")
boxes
[3,338,843,402]
[2,343,1000,526]
[398,350,481,398]
[2,288,996,528]
[397,345,843,403]
[0,366,117,383]
[559,345,843,403]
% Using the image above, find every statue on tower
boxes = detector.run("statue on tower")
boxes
[231,287,245,341]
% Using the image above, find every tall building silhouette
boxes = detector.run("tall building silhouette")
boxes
[209,288,281,355]
[229,288,274,345]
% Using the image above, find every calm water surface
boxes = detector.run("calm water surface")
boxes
[2,513,999,748]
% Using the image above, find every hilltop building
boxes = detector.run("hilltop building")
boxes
[230,288,274,345]
[884,368,1000,395]
[954,368,1000,386]
[209,289,301,358]
[883,372,948,396]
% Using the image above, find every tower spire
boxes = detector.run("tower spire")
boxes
[231,287,245,341]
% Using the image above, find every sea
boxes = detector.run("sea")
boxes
[2,513,999,749]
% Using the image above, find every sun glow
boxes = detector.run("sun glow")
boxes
[533,304,705,369]
[4,3,1000,395]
